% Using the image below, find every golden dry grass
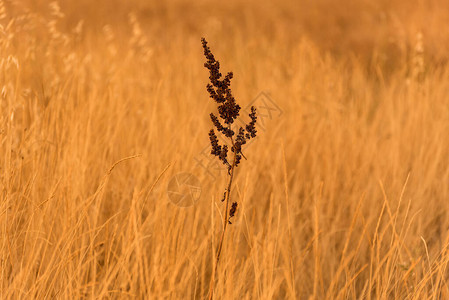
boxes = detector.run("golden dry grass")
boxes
[2,0,449,298]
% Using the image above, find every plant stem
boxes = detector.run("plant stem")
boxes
[208,127,236,300]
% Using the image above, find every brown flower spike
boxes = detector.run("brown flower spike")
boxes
[202,37,257,299]
[202,37,257,172]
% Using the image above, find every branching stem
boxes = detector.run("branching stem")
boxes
[208,125,236,300]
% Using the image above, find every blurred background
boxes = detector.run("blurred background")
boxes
[2,0,449,298]
[47,0,449,69]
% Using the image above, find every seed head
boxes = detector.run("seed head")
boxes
[228,202,238,224]
[203,37,258,227]
[202,37,241,125]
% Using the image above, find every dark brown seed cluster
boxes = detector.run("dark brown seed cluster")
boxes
[202,37,258,172]
[246,106,257,139]
[228,202,238,224]
[202,38,240,125]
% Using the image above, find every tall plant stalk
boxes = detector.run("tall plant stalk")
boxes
[201,38,257,300]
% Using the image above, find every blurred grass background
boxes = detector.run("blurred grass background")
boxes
[2,0,449,298]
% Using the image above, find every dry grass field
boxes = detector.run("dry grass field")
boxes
[2,0,449,298]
